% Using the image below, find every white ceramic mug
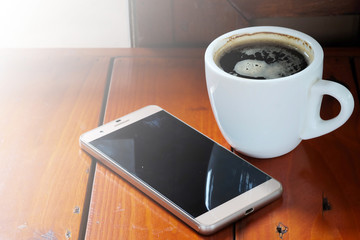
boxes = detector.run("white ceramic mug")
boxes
[205,26,354,158]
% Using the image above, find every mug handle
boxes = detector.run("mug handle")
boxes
[301,79,354,140]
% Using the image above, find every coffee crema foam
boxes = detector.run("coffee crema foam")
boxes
[217,42,309,79]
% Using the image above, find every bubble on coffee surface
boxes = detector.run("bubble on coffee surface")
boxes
[219,42,309,79]
[233,60,289,79]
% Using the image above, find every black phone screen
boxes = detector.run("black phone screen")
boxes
[90,110,271,218]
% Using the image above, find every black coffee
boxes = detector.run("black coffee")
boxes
[216,41,309,79]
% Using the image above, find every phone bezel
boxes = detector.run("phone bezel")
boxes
[79,105,283,235]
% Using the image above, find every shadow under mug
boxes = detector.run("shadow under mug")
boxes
[205,26,354,158]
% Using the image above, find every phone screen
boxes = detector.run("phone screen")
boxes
[89,110,271,218]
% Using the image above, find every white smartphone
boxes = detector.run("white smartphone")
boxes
[79,105,282,235]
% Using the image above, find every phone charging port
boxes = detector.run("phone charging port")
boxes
[245,208,254,215]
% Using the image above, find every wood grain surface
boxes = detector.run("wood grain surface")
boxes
[2,48,357,239]
[0,50,111,239]
[85,48,360,239]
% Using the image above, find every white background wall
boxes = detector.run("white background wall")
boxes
[0,0,131,48]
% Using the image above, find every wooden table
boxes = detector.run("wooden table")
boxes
[0,48,359,239]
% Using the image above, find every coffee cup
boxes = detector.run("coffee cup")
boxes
[205,26,354,158]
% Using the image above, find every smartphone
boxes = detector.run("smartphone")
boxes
[80,105,282,235]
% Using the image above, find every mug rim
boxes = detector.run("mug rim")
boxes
[205,26,324,82]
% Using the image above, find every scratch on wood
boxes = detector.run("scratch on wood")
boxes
[131,224,148,231]
[115,203,125,213]
[322,192,332,216]
[73,206,80,214]
[152,226,174,237]
[276,222,288,240]
[65,230,71,239]
[17,222,28,230]
[40,230,57,240]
